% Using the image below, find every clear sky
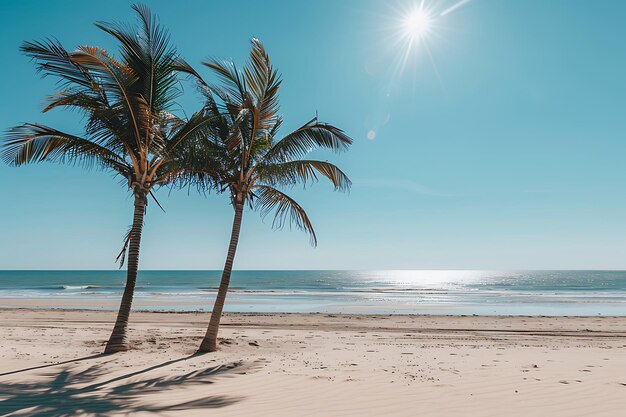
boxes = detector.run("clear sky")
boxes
[1,0,625,270]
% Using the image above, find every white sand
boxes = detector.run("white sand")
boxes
[1,309,625,416]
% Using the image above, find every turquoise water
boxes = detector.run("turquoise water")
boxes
[0,270,625,315]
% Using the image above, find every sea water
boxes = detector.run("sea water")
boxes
[0,270,625,315]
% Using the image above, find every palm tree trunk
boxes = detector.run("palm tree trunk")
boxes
[198,199,245,352]
[104,193,147,353]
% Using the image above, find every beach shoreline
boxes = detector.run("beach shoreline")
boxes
[3,270,626,316]
[1,308,626,416]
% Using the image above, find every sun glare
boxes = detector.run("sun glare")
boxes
[387,2,439,77]
[403,9,433,40]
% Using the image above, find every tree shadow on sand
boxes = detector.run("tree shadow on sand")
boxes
[0,354,107,377]
[0,355,256,416]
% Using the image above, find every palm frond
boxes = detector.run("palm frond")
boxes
[21,38,97,90]
[258,160,351,191]
[69,45,147,150]
[243,38,281,129]
[1,123,128,174]
[155,112,227,190]
[95,3,180,112]
[115,225,133,268]
[262,117,352,163]
[151,109,220,176]
[43,89,105,114]
[42,89,132,156]
[252,185,317,246]
[224,108,251,152]
[202,58,246,105]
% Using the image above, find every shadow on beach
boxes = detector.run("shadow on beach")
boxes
[0,354,107,377]
[0,354,250,416]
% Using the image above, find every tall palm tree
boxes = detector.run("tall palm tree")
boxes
[0,4,211,353]
[184,39,353,352]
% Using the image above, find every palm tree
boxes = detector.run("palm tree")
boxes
[0,4,212,353]
[184,39,353,352]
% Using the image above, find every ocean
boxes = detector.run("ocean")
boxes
[0,270,625,316]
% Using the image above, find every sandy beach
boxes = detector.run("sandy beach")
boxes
[0,309,625,416]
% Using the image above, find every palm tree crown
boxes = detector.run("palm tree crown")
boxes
[2,4,209,198]
[187,38,352,244]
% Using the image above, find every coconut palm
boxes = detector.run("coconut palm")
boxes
[0,4,212,353]
[184,39,353,352]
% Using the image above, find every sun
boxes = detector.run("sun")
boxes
[387,3,437,76]
[403,8,433,40]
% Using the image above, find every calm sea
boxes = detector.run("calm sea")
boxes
[0,270,625,315]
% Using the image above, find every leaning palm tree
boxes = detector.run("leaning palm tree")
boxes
[0,4,211,353]
[184,39,352,352]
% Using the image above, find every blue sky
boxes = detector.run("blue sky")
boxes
[1,0,625,270]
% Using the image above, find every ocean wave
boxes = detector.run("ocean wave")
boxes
[55,285,148,290]
[61,285,102,290]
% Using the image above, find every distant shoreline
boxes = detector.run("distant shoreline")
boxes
[1,306,625,320]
